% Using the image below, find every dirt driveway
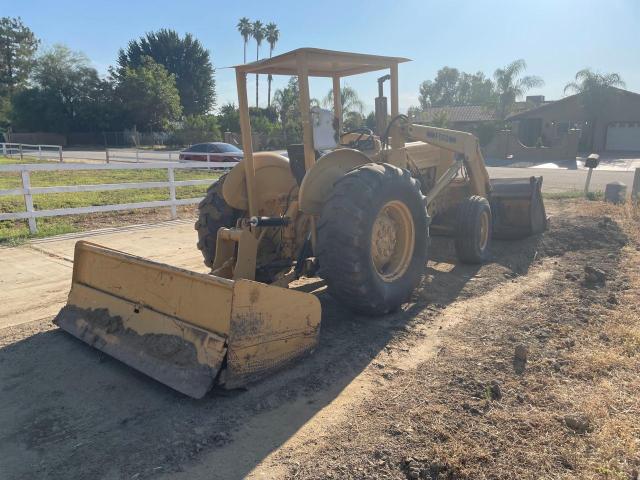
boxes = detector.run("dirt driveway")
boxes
[0,219,207,330]
[1,200,638,480]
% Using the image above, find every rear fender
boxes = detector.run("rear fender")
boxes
[222,152,297,211]
[298,148,371,215]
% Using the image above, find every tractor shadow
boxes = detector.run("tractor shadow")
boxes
[0,232,548,480]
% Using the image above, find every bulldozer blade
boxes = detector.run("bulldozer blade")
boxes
[54,303,225,398]
[490,176,547,239]
[54,241,321,398]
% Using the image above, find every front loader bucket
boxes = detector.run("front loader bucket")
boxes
[490,176,547,239]
[54,241,321,398]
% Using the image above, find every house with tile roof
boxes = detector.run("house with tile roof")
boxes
[507,88,640,152]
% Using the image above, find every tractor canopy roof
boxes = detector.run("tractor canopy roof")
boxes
[235,48,410,78]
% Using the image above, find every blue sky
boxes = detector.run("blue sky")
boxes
[5,0,640,113]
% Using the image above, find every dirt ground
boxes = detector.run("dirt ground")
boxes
[0,199,638,480]
[0,218,208,330]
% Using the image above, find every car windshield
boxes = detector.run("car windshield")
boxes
[215,143,242,153]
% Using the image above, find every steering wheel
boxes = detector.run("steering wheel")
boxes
[340,128,375,151]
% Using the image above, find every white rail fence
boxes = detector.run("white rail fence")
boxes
[2,143,63,162]
[2,142,241,165]
[0,161,231,234]
[105,149,238,164]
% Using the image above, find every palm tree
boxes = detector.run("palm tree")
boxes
[236,17,252,64]
[323,85,365,128]
[265,22,280,108]
[564,69,625,151]
[273,78,299,143]
[493,59,544,119]
[252,20,266,107]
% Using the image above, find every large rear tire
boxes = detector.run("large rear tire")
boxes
[317,163,429,315]
[454,196,492,264]
[195,174,240,268]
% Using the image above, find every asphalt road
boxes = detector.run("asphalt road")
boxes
[487,166,635,193]
[52,149,638,193]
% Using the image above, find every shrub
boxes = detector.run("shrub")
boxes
[169,114,221,146]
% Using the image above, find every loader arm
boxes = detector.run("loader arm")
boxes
[403,123,491,197]
[401,122,547,239]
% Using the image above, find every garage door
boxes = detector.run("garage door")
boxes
[606,122,640,151]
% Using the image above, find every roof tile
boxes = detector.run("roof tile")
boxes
[412,105,497,123]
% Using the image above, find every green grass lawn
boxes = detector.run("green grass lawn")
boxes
[0,155,220,243]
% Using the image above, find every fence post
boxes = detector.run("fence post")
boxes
[58,146,63,163]
[168,151,172,162]
[2,143,6,156]
[207,153,211,170]
[632,167,640,203]
[105,148,110,164]
[21,170,37,234]
[19,144,23,161]
[584,167,594,197]
[168,167,177,219]
[136,149,140,163]
[38,145,42,160]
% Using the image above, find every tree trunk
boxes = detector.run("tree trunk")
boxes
[256,44,259,107]
[282,115,287,144]
[243,40,246,64]
[267,46,273,108]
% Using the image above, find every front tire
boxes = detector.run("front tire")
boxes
[317,163,429,315]
[454,196,492,264]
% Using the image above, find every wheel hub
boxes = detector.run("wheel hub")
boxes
[372,213,398,264]
[371,200,415,283]
[479,211,489,250]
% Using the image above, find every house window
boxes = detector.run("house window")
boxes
[556,122,570,135]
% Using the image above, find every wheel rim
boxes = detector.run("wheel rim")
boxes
[371,200,415,282]
[479,211,489,250]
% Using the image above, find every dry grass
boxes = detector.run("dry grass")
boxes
[286,200,640,480]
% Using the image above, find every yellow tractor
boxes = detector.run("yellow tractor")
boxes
[55,49,546,398]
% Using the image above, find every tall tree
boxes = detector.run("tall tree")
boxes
[12,45,117,132]
[33,45,100,127]
[418,67,461,109]
[272,77,300,143]
[117,29,215,115]
[493,59,543,119]
[116,56,182,130]
[564,68,625,150]
[252,20,265,107]
[171,114,220,145]
[0,94,10,129]
[323,85,364,127]
[418,68,495,109]
[265,22,280,108]
[217,102,240,133]
[236,17,252,64]
[0,17,39,99]
[457,72,495,106]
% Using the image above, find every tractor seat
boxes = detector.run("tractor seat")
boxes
[286,144,322,186]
